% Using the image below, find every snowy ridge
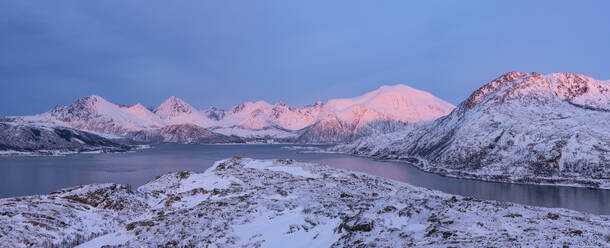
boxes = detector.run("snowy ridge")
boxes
[1,158,609,247]
[334,72,610,188]
[122,104,166,127]
[6,84,453,143]
[154,96,213,127]
[11,95,165,135]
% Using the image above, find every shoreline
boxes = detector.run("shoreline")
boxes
[331,149,610,190]
[0,145,151,157]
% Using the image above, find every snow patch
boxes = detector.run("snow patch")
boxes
[233,208,341,248]
[243,159,319,178]
[75,232,134,248]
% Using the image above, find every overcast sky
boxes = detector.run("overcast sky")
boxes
[1,1,609,116]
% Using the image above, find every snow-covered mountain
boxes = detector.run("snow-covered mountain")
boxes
[334,72,610,188]
[298,85,455,143]
[154,96,213,127]
[203,100,325,140]
[5,84,454,143]
[326,84,454,124]
[166,85,453,142]
[9,95,165,135]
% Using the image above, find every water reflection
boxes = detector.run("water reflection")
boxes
[0,144,608,215]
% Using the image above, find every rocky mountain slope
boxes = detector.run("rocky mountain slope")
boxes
[126,124,244,144]
[1,158,608,247]
[5,84,453,144]
[0,122,132,155]
[334,72,610,188]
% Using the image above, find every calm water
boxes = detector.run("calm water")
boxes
[1,144,608,215]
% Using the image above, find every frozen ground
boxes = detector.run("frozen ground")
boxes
[1,157,609,247]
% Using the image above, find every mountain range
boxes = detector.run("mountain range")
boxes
[2,84,454,144]
[1,72,608,188]
[334,72,610,188]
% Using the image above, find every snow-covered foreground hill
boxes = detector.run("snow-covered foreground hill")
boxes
[5,84,453,143]
[334,72,610,188]
[1,157,609,247]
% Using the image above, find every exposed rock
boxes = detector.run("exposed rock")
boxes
[126,124,244,144]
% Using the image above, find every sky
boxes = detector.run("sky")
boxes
[1,1,609,116]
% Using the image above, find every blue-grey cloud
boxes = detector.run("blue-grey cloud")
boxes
[1,0,609,116]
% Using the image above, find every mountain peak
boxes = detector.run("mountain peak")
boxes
[329,84,453,109]
[155,96,196,116]
[462,72,529,111]
[128,103,148,111]
[230,101,271,114]
[375,84,416,93]
[165,96,187,105]
[57,95,115,113]
[370,84,445,100]
[153,96,216,127]
[251,100,271,107]
[88,94,103,100]
[323,84,455,124]
[81,94,110,105]
[498,71,528,82]
[461,72,609,113]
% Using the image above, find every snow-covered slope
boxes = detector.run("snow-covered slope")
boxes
[10,95,165,135]
[154,96,213,127]
[204,100,323,139]
[122,103,166,128]
[126,124,244,144]
[210,126,299,140]
[351,119,415,141]
[325,84,454,123]
[335,72,610,188]
[124,85,451,142]
[0,122,131,155]
[217,101,274,129]
[298,85,454,143]
[271,101,323,130]
[2,157,609,247]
